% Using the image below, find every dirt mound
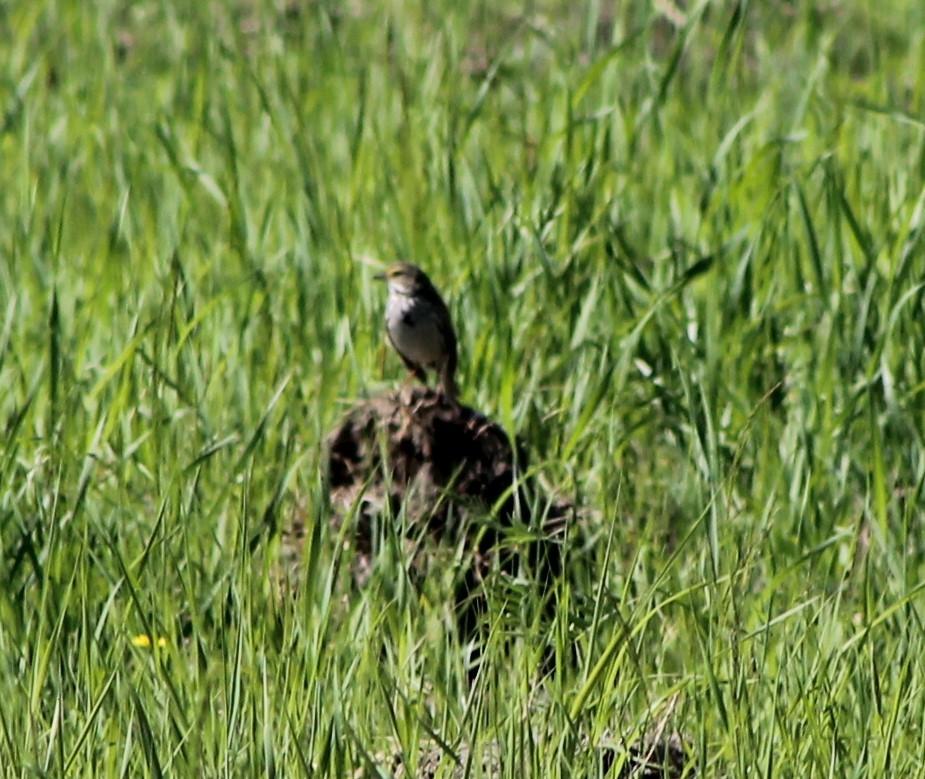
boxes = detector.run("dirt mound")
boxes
[323,387,567,618]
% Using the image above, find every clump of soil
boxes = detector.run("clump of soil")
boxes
[321,387,567,620]
[608,730,693,778]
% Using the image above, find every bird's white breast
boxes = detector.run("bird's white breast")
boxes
[385,293,445,367]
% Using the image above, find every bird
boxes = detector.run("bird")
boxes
[374,262,459,400]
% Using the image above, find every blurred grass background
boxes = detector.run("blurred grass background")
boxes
[2,0,925,775]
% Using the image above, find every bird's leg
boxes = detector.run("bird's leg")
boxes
[398,375,417,407]
[396,354,428,407]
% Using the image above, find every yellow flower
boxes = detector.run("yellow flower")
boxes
[131,634,169,648]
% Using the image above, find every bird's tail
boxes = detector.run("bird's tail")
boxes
[439,367,459,401]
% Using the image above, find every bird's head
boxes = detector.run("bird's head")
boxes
[374,262,432,296]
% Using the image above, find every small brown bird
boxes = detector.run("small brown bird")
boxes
[375,262,459,400]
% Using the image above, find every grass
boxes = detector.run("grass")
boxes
[2,0,925,775]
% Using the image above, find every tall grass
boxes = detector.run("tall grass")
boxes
[2,0,925,775]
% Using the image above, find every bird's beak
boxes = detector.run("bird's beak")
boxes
[373,272,386,282]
